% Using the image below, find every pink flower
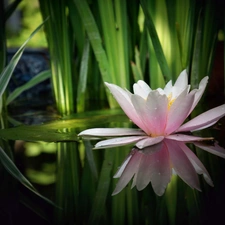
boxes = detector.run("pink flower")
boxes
[78,70,225,195]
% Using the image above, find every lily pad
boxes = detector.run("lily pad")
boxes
[0,109,128,142]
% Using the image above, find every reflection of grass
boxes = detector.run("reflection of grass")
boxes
[6,0,47,47]
[24,142,56,185]
[26,165,56,185]
[25,142,57,157]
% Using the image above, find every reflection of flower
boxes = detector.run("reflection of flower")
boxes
[78,70,225,195]
[112,140,225,196]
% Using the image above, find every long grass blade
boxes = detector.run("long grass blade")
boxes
[0,20,46,99]
[140,0,171,81]
[77,38,90,112]
[6,70,51,105]
[0,146,56,208]
[73,0,111,83]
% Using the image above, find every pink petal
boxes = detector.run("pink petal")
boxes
[131,91,168,135]
[194,141,225,159]
[78,128,146,138]
[144,142,171,196]
[164,87,195,135]
[166,134,213,142]
[166,139,201,191]
[177,104,225,132]
[130,142,171,196]
[135,136,164,149]
[105,82,148,132]
[112,149,142,195]
[178,142,213,186]
[94,136,146,149]
[134,146,158,191]
[131,143,165,190]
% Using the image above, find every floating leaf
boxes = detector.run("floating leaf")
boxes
[0,109,127,142]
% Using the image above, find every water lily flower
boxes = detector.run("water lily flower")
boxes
[78,70,225,195]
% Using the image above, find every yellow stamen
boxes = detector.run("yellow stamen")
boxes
[167,93,175,109]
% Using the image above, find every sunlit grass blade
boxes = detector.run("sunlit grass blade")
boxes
[39,0,74,116]
[0,20,46,98]
[131,47,144,82]
[140,0,171,82]
[114,0,129,88]
[73,0,111,83]
[97,0,129,88]
[6,70,51,105]
[73,0,118,107]
[77,38,90,112]
[147,33,165,88]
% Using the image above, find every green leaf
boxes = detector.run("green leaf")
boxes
[0,19,47,99]
[6,70,51,105]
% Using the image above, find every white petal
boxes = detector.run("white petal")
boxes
[94,136,146,149]
[78,128,146,138]
[133,80,151,98]
[112,149,142,195]
[174,69,188,89]
[194,141,225,159]
[188,76,208,115]
[172,69,189,97]
[177,104,225,132]
[113,154,133,178]
[105,82,148,132]
[166,134,213,142]
[163,80,172,95]
[136,136,164,149]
